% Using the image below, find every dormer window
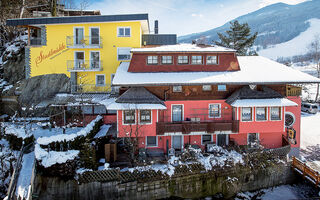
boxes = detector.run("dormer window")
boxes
[207,55,218,64]
[161,56,173,64]
[191,55,202,64]
[147,56,158,65]
[178,56,189,64]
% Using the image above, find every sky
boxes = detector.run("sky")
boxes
[88,0,310,36]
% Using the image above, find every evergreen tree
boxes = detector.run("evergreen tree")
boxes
[214,20,258,56]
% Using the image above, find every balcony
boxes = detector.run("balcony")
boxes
[67,60,103,72]
[156,120,239,135]
[286,85,302,96]
[71,84,111,93]
[66,36,102,48]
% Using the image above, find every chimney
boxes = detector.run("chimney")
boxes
[154,20,158,34]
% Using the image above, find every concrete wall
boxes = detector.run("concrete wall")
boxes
[33,163,297,200]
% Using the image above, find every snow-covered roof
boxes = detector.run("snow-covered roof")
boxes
[231,98,298,107]
[107,102,167,110]
[112,56,320,86]
[131,43,235,53]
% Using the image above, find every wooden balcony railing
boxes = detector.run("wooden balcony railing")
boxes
[156,120,239,135]
[286,85,302,96]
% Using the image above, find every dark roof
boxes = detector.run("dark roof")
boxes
[116,87,164,105]
[142,34,177,45]
[226,86,283,105]
[6,13,148,26]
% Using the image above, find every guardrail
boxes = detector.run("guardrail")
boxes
[286,85,302,96]
[66,36,102,48]
[292,156,320,187]
[67,60,103,72]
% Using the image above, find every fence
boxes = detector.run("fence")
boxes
[67,60,103,72]
[292,156,320,186]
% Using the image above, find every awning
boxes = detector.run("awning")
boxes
[107,102,167,110]
[230,98,298,107]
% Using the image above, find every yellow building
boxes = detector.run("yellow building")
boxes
[7,14,150,93]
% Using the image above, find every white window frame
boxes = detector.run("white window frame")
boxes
[171,104,184,122]
[147,56,158,65]
[285,112,296,128]
[95,74,105,86]
[206,55,218,65]
[117,47,131,61]
[255,107,268,121]
[178,55,189,64]
[74,51,85,69]
[173,86,182,93]
[241,107,253,122]
[139,109,152,125]
[117,27,131,37]
[216,134,229,146]
[191,55,203,65]
[73,26,85,45]
[89,27,100,45]
[217,85,227,91]
[247,133,260,145]
[270,107,282,121]
[202,85,212,91]
[146,136,158,147]
[201,134,213,145]
[89,51,100,69]
[122,110,136,125]
[208,103,221,118]
[161,55,173,64]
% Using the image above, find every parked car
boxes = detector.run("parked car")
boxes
[301,102,318,114]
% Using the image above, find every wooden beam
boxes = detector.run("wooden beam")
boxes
[27,26,30,46]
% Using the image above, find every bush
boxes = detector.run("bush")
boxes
[5,134,34,150]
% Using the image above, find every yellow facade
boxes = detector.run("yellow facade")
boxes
[29,21,145,92]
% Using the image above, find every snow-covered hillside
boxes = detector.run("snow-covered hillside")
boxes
[258,18,320,60]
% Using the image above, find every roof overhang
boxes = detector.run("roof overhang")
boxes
[230,98,298,107]
[107,103,167,110]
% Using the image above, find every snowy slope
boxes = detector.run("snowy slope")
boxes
[15,152,34,199]
[258,18,320,60]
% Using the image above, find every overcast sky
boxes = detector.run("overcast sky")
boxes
[89,0,309,36]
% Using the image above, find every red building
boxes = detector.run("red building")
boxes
[108,44,320,157]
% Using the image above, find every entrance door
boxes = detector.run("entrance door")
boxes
[74,27,84,45]
[90,28,99,45]
[172,135,182,150]
[75,52,84,69]
[172,105,183,122]
[217,134,229,146]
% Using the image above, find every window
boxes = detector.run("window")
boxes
[271,107,281,120]
[209,104,221,118]
[178,56,189,64]
[96,74,105,86]
[202,135,212,144]
[285,112,295,127]
[173,86,182,92]
[74,27,84,45]
[147,56,158,64]
[124,110,135,124]
[202,85,212,91]
[207,55,218,64]
[74,51,84,69]
[172,105,183,122]
[117,48,131,60]
[90,51,100,69]
[81,106,93,114]
[256,107,267,121]
[117,27,130,37]
[90,27,99,45]
[146,136,157,147]
[94,105,106,114]
[191,55,202,64]
[140,110,151,123]
[161,56,173,64]
[242,107,252,121]
[217,85,227,91]
[248,133,259,146]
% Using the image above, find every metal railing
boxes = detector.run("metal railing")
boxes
[71,84,111,93]
[29,37,42,46]
[66,36,102,48]
[286,85,302,96]
[67,60,103,72]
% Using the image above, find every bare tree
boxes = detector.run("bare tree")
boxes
[308,34,320,102]
[79,0,89,15]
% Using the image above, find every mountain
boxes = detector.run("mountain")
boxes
[178,0,320,59]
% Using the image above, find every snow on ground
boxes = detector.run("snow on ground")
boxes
[15,152,34,199]
[35,144,79,168]
[258,18,320,60]
[94,124,111,139]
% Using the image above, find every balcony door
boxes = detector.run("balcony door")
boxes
[172,135,182,150]
[74,27,84,45]
[90,51,100,69]
[75,52,84,69]
[90,27,100,45]
[172,105,183,122]
[217,134,229,146]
